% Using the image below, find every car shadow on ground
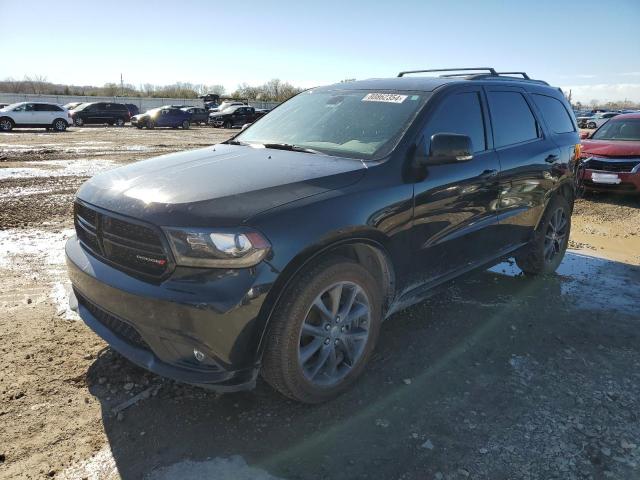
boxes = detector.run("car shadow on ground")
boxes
[86,252,640,479]
[582,191,639,208]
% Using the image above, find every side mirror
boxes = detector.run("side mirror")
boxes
[579,131,590,139]
[415,133,474,166]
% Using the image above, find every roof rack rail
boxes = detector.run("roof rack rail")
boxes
[496,71,530,79]
[397,68,497,77]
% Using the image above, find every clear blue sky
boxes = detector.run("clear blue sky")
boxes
[2,0,639,102]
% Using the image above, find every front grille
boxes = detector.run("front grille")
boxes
[585,159,640,173]
[74,201,171,279]
[76,291,151,351]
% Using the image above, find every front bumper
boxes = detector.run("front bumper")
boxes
[66,235,273,391]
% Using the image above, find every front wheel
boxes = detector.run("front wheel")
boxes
[515,195,571,275]
[223,120,232,129]
[0,118,13,132]
[587,121,596,129]
[262,257,382,403]
[182,120,190,129]
[74,117,84,127]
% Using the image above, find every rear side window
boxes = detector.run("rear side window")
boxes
[35,104,62,112]
[532,94,575,134]
[487,92,539,147]
[424,92,486,152]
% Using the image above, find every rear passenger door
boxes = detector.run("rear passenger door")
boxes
[485,87,560,247]
[411,88,503,282]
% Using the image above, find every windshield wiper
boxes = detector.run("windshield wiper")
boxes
[261,143,324,155]
[224,139,250,146]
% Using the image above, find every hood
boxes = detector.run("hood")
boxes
[76,144,366,227]
[582,139,640,157]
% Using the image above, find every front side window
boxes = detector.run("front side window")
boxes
[422,92,486,153]
[235,89,428,160]
[487,91,539,148]
[532,94,575,134]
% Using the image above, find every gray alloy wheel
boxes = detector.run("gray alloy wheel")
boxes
[587,121,596,129]
[0,118,14,131]
[182,120,190,129]
[147,119,155,129]
[224,120,232,129]
[298,281,371,386]
[74,117,84,127]
[543,207,568,264]
[115,118,125,127]
[53,119,67,131]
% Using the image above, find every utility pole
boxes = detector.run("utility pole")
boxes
[120,73,124,97]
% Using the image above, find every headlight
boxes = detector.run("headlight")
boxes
[163,227,270,268]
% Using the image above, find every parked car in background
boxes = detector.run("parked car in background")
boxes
[0,103,8,109]
[209,105,265,128]
[207,101,245,113]
[580,113,640,193]
[70,102,131,127]
[125,104,140,117]
[131,107,191,129]
[578,112,619,129]
[67,68,579,403]
[181,107,209,125]
[0,102,71,132]
[64,102,84,111]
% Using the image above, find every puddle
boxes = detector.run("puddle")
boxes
[490,250,639,316]
[0,158,115,179]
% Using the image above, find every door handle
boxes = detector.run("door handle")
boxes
[545,154,559,164]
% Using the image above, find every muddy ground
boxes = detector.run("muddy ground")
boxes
[0,126,639,480]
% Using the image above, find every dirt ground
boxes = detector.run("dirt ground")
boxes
[1,126,639,480]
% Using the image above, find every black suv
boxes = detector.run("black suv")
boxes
[70,102,131,127]
[66,68,580,403]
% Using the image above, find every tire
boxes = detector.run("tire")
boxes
[115,118,125,127]
[224,120,232,129]
[136,124,143,129]
[52,118,68,132]
[74,117,84,127]
[262,256,382,403]
[587,122,596,129]
[515,195,571,275]
[0,117,13,132]
[147,120,155,130]
[182,120,190,129]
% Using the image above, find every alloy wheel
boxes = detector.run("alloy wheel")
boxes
[55,120,66,131]
[298,281,371,386]
[0,119,12,131]
[544,207,568,263]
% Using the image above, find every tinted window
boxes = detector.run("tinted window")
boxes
[35,104,62,111]
[424,92,486,153]
[487,92,539,147]
[532,94,575,134]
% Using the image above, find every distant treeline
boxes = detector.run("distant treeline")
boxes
[0,76,305,102]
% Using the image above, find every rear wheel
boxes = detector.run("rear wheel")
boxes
[224,120,232,129]
[0,118,13,132]
[182,120,190,129]
[262,257,382,403]
[115,118,125,127]
[515,195,571,275]
[52,118,68,132]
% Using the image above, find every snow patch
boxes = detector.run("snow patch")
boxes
[0,158,115,179]
[146,456,283,480]
[59,446,118,480]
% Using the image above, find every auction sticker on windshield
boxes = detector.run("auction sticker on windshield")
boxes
[362,93,407,103]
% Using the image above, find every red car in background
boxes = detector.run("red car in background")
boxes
[580,113,640,193]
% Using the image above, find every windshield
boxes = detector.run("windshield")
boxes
[234,89,427,160]
[591,118,640,141]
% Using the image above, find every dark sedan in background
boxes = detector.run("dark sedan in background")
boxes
[131,107,191,129]
[181,106,209,125]
[208,105,267,128]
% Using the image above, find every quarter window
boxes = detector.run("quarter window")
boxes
[424,92,487,153]
[487,92,539,147]
[532,94,575,134]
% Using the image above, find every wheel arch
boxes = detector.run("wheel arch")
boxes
[254,231,396,361]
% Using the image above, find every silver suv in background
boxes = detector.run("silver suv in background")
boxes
[0,102,71,132]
